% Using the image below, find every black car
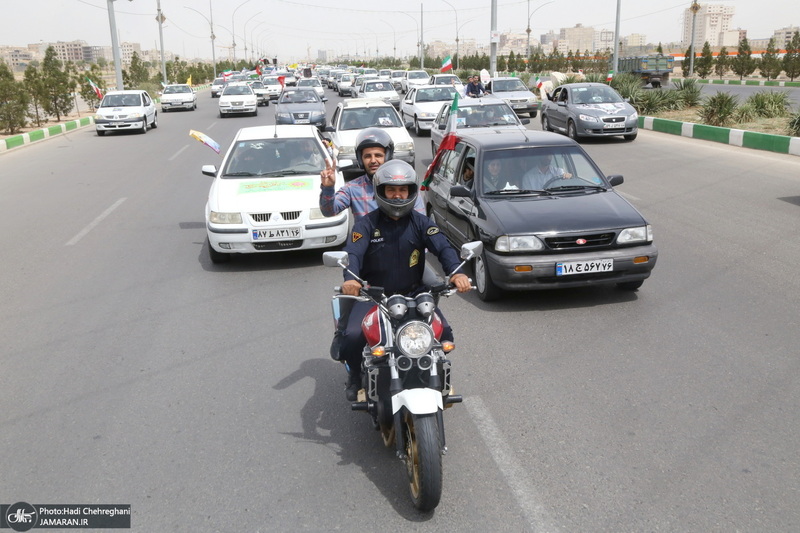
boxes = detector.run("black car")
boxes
[423,130,657,301]
[274,87,327,129]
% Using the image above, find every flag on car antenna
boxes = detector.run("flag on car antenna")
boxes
[86,77,103,100]
[421,92,460,191]
[441,55,453,73]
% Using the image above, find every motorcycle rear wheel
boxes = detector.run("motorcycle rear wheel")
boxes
[404,411,443,512]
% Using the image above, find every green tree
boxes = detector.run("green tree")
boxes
[77,63,107,110]
[695,42,714,78]
[40,46,76,122]
[759,38,782,80]
[128,51,150,87]
[0,60,29,134]
[683,46,694,76]
[715,46,730,79]
[23,64,48,127]
[507,51,517,73]
[782,31,800,81]
[497,54,507,72]
[731,37,756,80]
[656,42,664,55]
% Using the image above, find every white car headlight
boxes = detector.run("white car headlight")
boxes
[630,112,638,121]
[396,321,434,357]
[395,142,414,152]
[219,101,231,107]
[276,112,291,119]
[578,114,599,123]
[309,207,326,220]
[495,235,545,252]
[419,111,435,118]
[339,145,355,155]
[617,225,652,244]
[209,211,243,224]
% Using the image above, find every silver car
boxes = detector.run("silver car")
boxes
[430,97,529,153]
[540,83,638,142]
[485,77,539,118]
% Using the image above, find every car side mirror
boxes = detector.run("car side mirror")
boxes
[325,125,335,132]
[521,118,530,125]
[404,121,413,128]
[337,159,354,169]
[607,175,624,186]
[438,123,446,130]
[201,165,217,177]
[322,97,328,102]
[450,185,471,198]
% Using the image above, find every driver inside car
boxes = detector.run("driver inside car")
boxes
[521,153,573,189]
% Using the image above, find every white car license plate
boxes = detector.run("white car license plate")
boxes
[556,259,613,276]
[512,103,526,109]
[603,122,622,129]
[295,119,310,124]
[252,228,301,241]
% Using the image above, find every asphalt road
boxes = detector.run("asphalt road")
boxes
[2,87,800,532]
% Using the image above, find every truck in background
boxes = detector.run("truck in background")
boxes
[616,55,675,88]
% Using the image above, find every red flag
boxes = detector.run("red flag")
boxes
[277,76,285,88]
[86,77,103,100]
[256,64,262,76]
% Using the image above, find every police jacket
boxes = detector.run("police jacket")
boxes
[343,209,463,295]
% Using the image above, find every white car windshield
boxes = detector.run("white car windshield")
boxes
[493,79,528,92]
[223,86,253,95]
[416,87,457,102]
[222,139,327,177]
[101,94,140,107]
[164,86,191,94]
[341,108,401,130]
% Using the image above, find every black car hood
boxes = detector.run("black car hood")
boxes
[480,190,646,235]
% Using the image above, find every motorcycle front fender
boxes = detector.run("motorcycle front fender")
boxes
[392,388,443,415]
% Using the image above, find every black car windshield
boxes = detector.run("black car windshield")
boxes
[222,138,327,177]
[279,90,319,103]
[492,79,528,92]
[571,85,624,104]
[480,146,607,194]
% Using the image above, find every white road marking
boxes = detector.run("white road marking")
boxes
[466,396,559,532]
[169,145,189,161]
[65,198,127,246]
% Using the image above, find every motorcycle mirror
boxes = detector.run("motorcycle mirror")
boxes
[322,251,349,268]
[460,241,483,261]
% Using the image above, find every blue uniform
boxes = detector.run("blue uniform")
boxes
[339,209,464,369]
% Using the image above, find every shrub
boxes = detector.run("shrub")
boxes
[609,72,642,100]
[734,103,758,123]
[745,91,790,118]
[672,78,702,107]
[698,92,738,126]
[788,110,800,137]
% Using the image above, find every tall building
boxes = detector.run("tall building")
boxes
[48,40,87,63]
[560,24,595,53]
[773,26,800,48]
[681,4,735,47]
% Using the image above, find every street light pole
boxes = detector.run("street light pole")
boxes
[156,0,167,85]
[231,0,251,65]
[689,0,700,76]
[612,0,621,76]
[243,13,262,65]
[106,0,124,90]
[526,0,556,58]
[185,4,217,78]
[441,0,458,70]
[250,21,265,64]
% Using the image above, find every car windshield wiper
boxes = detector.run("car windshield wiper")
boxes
[545,184,607,192]
[223,171,256,176]
[485,189,551,196]
[261,170,307,176]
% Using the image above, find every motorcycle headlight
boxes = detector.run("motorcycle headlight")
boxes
[396,321,434,357]
[386,295,408,320]
[618,225,652,244]
[415,293,435,319]
[495,235,544,252]
[209,211,242,224]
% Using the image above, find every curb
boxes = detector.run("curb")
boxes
[670,78,800,87]
[0,84,212,153]
[0,116,95,153]
[639,116,800,157]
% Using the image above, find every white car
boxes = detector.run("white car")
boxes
[355,80,401,108]
[296,77,325,99]
[399,85,459,136]
[400,70,429,93]
[94,90,157,136]
[326,98,415,177]
[261,76,283,101]
[201,125,352,263]
[160,84,196,112]
[218,82,258,118]
[337,73,356,97]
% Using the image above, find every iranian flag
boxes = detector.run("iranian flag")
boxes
[86,77,103,100]
[441,55,453,72]
[534,76,543,89]
[606,70,614,82]
[221,70,233,80]
[421,93,459,190]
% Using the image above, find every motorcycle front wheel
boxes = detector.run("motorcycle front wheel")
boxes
[404,411,443,512]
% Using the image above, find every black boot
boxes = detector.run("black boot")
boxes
[345,370,361,402]
[329,329,344,361]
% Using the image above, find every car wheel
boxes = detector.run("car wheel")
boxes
[151,112,158,129]
[529,111,537,118]
[541,114,552,132]
[140,118,147,134]
[219,111,225,118]
[617,280,643,291]
[473,250,501,302]
[567,120,579,141]
[208,239,231,264]
[253,107,258,117]
[624,132,637,141]
[162,107,167,113]
[193,102,197,110]
[97,130,106,136]
[414,117,423,136]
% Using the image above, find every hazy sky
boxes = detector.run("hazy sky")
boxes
[2,0,797,63]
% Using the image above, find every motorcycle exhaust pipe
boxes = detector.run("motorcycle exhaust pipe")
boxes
[351,401,369,411]
[445,394,463,405]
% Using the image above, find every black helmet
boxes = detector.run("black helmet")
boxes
[355,127,394,170]
[373,160,418,218]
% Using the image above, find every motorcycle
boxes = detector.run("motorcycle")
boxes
[322,241,482,512]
